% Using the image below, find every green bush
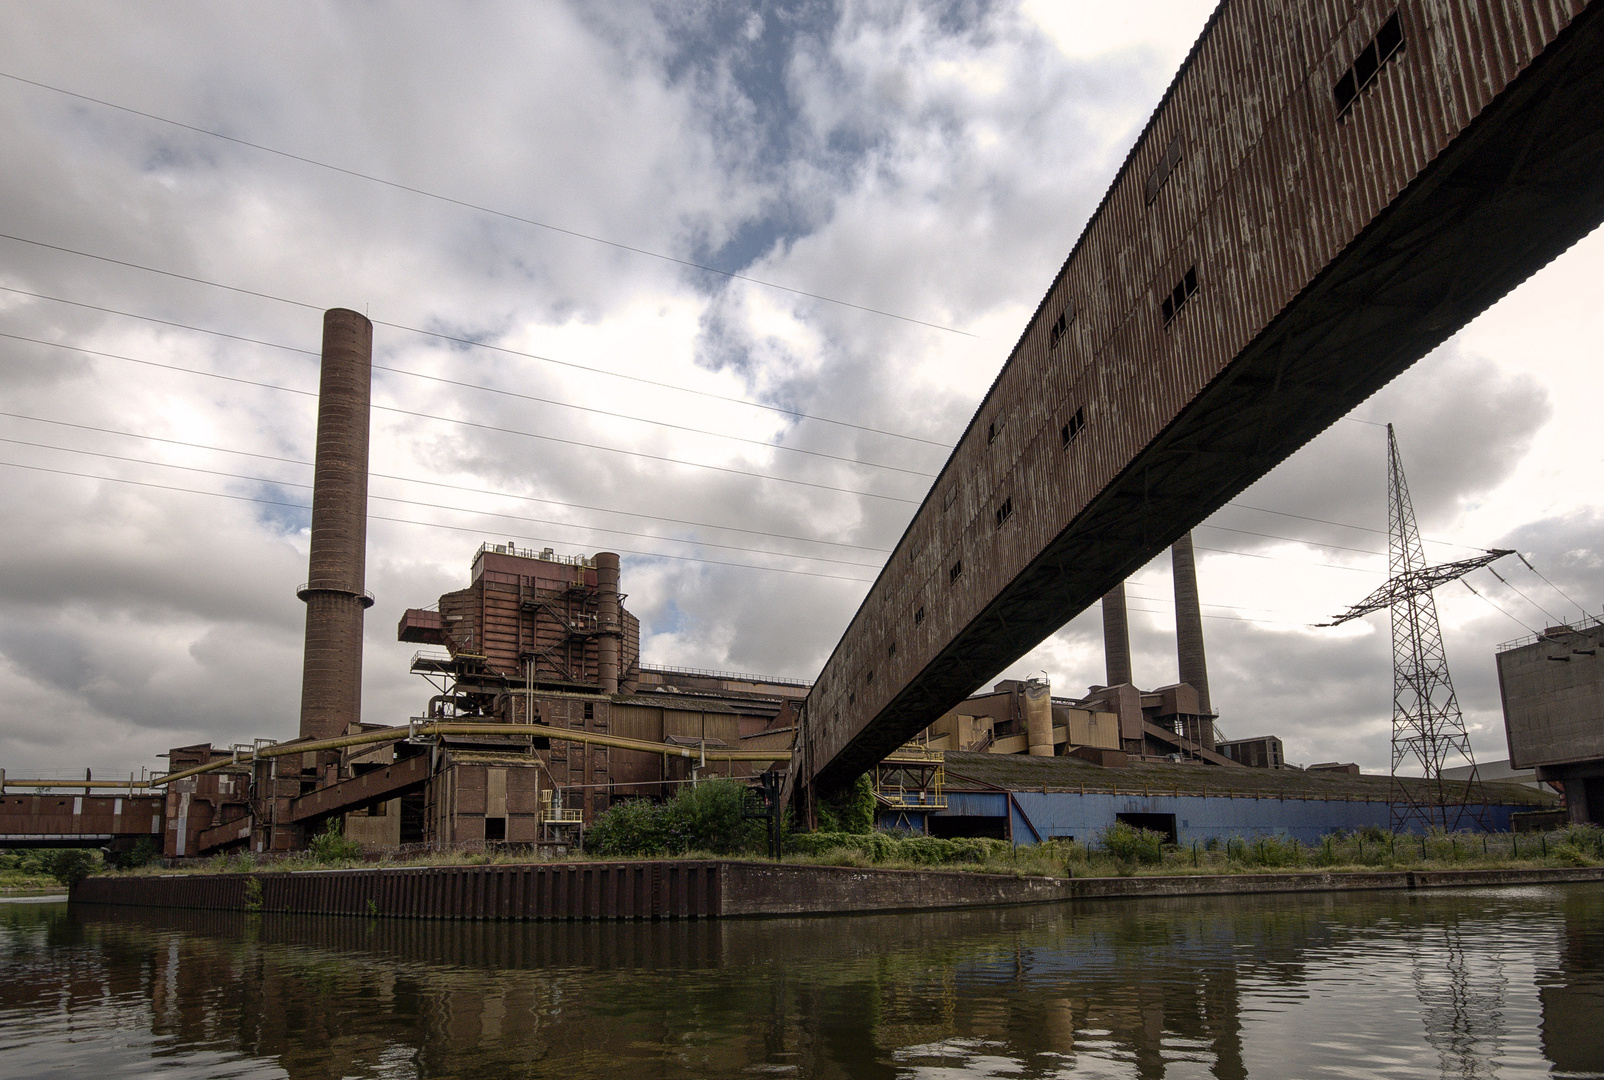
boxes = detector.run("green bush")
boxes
[669,778,765,854]
[816,775,876,834]
[586,779,764,857]
[44,849,99,888]
[308,819,363,863]
[122,837,160,868]
[1098,822,1163,865]
[783,831,1009,865]
[585,797,674,857]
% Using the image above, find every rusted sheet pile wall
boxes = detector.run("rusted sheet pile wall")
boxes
[801,0,1604,792]
[717,862,1078,915]
[72,861,1082,919]
[75,862,723,920]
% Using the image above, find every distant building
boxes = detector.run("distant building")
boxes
[1216,736,1285,769]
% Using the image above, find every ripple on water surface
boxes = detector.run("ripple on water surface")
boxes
[0,884,1600,1079]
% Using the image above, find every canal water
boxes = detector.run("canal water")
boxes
[1,885,1600,1079]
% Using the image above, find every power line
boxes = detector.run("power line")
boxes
[1514,551,1589,619]
[0,71,975,337]
[0,237,954,448]
[1121,602,1310,628]
[0,436,885,569]
[1197,523,1384,558]
[1460,578,1538,635]
[1221,501,1484,553]
[1192,543,1381,575]
[1485,565,1563,626]
[0,278,942,476]
[0,268,951,454]
[0,411,894,554]
[0,330,924,505]
[0,459,879,584]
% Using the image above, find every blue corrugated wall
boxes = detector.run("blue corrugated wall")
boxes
[881,790,1524,843]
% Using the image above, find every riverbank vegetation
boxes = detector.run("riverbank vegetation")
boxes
[64,778,1604,882]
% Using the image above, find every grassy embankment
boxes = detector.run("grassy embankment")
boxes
[88,822,1604,882]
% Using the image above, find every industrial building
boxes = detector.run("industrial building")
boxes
[1498,616,1604,824]
[878,751,1551,843]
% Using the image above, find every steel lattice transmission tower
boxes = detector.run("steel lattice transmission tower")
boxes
[1324,425,1510,833]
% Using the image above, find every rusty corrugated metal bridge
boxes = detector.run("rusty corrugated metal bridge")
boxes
[794,0,1604,808]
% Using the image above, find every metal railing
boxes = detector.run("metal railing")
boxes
[1497,610,1603,652]
[296,583,376,607]
[477,542,595,568]
[640,664,814,689]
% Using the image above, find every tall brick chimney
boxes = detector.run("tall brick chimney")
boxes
[1171,530,1211,716]
[296,308,374,742]
[1101,582,1133,686]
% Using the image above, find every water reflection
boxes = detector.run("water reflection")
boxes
[0,886,1600,1079]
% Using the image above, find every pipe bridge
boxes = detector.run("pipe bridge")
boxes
[796,0,1604,802]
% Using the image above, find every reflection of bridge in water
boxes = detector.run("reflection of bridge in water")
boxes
[3,888,1599,1078]
[797,0,1604,803]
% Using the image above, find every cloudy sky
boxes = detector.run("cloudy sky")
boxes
[0,1,1597,783]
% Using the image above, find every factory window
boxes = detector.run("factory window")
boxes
[1161,266,1199,326]
[995,497,1013,528]
[484,816,507,841]
[583,702,594,720]
[914,606,925,626]
[1061,406,1086,447]
[987,411,1006,445]
[950,560,963,584]
[929,815,1007,840]
[1143,132,1184,204]
[887,641,897,658]
[866,669,875,685]
[1048,301,1075,349]
[849,692,856,705]
[1334,11,1404,120]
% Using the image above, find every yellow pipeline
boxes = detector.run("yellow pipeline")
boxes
[149,721,791,785]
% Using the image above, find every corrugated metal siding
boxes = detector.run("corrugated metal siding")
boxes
[802,0,1590,784]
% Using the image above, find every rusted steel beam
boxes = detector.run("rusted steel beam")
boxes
[286,753,432,823]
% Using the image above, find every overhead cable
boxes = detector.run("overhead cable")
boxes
[0,279,940,475]
[1514,551,1589,619]
[0,459,881,584]
[0,71,975,337]
[0,411,893,554]
[1485,565,1563,626]
[1460,579,1538,635]
[0,331,923,505]
[0,436,884,569]
[0,236,953,446]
